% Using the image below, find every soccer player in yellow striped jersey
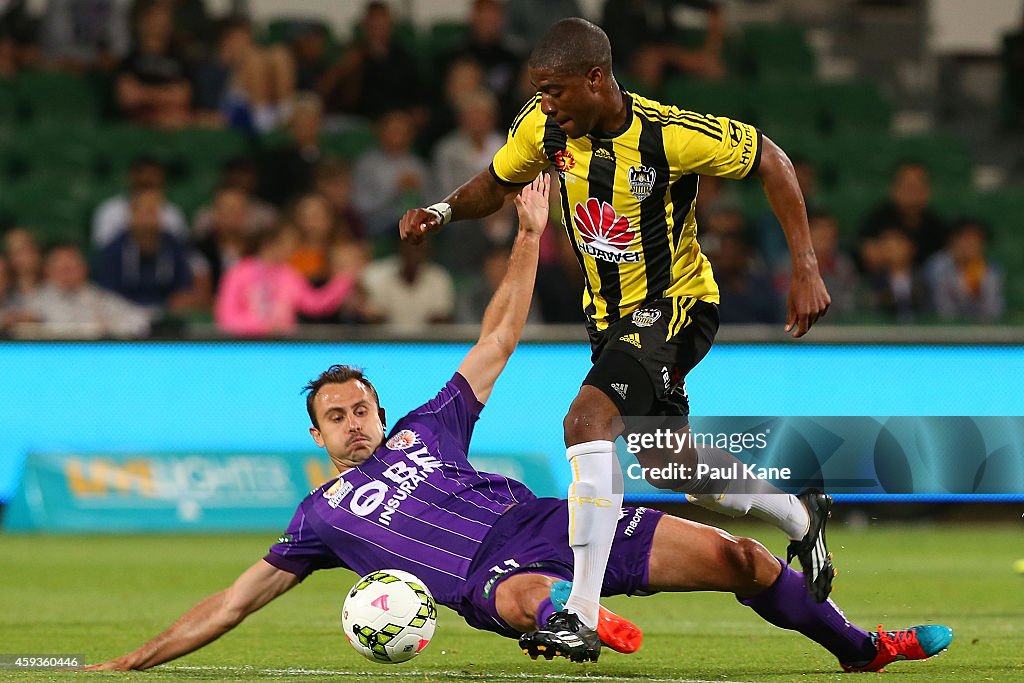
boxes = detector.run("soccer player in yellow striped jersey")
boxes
[401,18,833,661]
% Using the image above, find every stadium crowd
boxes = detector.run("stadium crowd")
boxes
[0,0,1013,338]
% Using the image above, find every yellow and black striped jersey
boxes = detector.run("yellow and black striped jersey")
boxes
[490,90,762,330]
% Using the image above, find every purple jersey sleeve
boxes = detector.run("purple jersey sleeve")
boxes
[405,372,484,451]
[264,498,344,580]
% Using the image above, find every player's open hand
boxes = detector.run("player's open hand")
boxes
[399,208,443,244]
[83,658,132,671]
[786,271,830,337]
[513,173,550,236]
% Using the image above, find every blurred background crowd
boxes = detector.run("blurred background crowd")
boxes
[1,0,1023,338]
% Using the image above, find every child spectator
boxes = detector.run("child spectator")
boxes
[214,224,358,337]
[926,218,1005,322]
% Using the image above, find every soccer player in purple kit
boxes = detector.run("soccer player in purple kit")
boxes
[87,174,951,673]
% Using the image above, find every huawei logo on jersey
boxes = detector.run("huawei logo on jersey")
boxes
[572,198,643,263]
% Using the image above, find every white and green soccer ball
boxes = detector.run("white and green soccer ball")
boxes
[342,569,438,664]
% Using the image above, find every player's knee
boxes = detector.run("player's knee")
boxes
[563,391,618,444]
[725,536,772,580]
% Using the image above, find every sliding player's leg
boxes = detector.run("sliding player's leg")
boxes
[643,515,952,670]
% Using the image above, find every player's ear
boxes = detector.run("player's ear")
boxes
[310,426,326,448]
[586,65,604,91]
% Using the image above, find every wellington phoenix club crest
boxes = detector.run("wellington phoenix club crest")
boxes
[572,198,642,263]
[628,164,656,201]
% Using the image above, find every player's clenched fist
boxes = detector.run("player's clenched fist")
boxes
[399,203,450,244]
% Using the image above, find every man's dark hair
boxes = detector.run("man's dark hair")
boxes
[528,18,612,76]
[303,364,380,428]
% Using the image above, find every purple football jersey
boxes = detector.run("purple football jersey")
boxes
[265,373,536,608]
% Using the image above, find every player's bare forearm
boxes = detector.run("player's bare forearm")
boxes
[458,174,550,403]
[400,169,517,243]
[754,136,814,269]
[85,560,298,671]
[753,135,831,336]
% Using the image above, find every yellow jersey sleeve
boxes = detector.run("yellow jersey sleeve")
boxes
[490,96,550,185]
[669,114,762,180]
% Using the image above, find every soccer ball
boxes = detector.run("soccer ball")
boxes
[341,569,438,664]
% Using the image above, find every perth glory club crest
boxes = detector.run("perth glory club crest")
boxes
[628,164,656,201]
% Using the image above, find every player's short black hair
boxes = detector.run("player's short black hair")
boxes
[303,365,381,428]
[528,17,612,76]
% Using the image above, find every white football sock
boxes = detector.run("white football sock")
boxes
[685,446,810,541]
[563,439,622,629]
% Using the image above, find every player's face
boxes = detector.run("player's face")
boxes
[309,380,386,471]
[530,66,604,139]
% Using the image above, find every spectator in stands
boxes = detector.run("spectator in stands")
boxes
[863,227,930,324]
[288,21,332,92]
[351,108,429,241]
[194,187,249,293]
[457,245,541,324]
[422,56,486,149]
[192,157,278,238]
[440,0,521,124]
[926,218,1005,323]
[193,15,296,133]
[0,254,18,331]
[3,227,43,301]
[15,243,150,338]
[711,232,781,324]
[317,1,425,122]
[93,156,189,247]
[0,0,39,77]
[92,187,200,312]
[504,0,582,57]
[775,211,858,320]
[361,239,455,331]
[432,87,510,275]
[116,0,192,128]
[694,174,741,227]
[130,0,213,69]
[860,161,947,266]
[536,222,586,323]
[314,159,366,241]
[258,92,324,207]
[214,223,359,337]
[601,0,726,90]
[38,0,131,73]
[288,192,345,284]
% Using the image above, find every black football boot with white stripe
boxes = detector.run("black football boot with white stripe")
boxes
[519,610,602,662]
[787,489,836,603]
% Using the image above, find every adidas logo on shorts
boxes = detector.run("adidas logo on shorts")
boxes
[619,333,642,349]
[611,383,629,400]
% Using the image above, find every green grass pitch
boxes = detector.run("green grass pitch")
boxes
[1,521,1021,682]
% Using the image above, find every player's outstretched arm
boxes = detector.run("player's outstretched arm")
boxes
[399,168,521,244]
[84,559,299,671]
[753,135,831,337]
[457,173,550,404]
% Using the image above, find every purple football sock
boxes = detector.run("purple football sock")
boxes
[535,596,556,628]
[740,558,876,664]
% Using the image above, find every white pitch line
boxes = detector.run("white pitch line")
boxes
[166,664,761,683]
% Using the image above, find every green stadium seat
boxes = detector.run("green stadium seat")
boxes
[740,24,816,82]
[13,71,102,124]
[660,78,752,120]
[748,80,825,133]
[3,177,92,245]
[321,126,376,161]
[816,81,892,135]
